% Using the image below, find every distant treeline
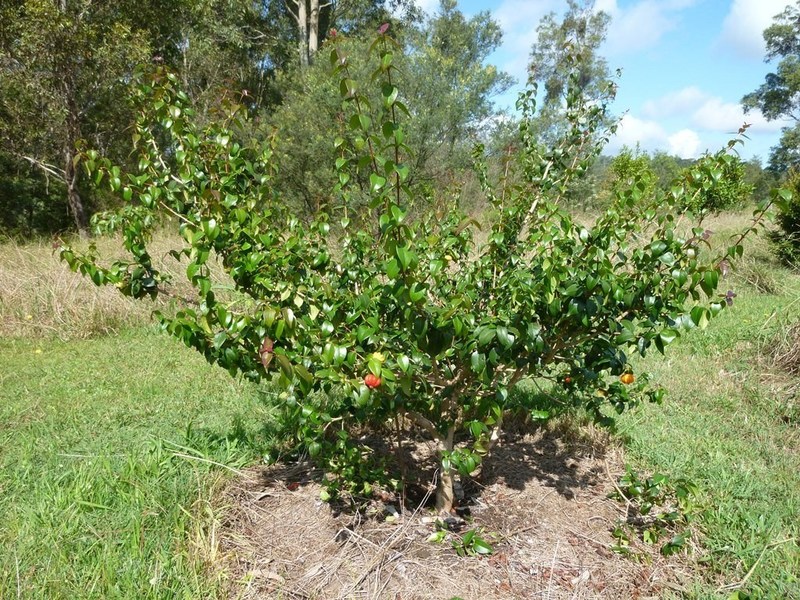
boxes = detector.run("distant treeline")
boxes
[0,0,778,238]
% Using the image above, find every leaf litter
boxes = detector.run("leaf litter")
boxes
[217,425,697,599]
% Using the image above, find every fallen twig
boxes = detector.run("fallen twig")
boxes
[716,536,797,592]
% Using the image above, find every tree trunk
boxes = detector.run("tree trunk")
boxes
[436,464,455,513]
[308,0,320,59]
[64,144,88,237]
[297,0,309,67]
[435,425,456,513]
[63,75,89,237]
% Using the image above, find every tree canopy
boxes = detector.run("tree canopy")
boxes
[742,0,800,173]
[527,0,613,144]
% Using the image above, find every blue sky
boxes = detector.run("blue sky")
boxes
[413,0,794,162]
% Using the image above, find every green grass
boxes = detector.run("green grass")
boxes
[0,327,273,599]
[620,265,800,598]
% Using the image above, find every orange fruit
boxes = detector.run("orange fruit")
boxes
[620,373,635,385]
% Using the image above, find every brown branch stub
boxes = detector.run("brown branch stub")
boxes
[405,410,439,441]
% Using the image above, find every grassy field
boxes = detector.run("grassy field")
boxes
[619,232,800,598]
[0,329,273,598]
[1,215,798,598]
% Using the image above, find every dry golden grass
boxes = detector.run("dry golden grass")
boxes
[0,230,227,340]
[0,208,780,342]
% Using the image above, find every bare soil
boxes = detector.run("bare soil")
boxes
[217,426,695,599]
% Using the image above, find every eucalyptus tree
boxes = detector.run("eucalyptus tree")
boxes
[403,0,514,178]
[266,0,511,213]
[276,0,416,67]
[742,0,800,173]
[0,0,278,235]
[742,0,800,264]
[527,0,613,144]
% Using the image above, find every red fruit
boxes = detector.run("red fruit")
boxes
[364,373,381,389]
[563,376,572,385]
[259,337,274,369]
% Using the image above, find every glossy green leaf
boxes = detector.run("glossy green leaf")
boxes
[276,354,293,378]
[659,328,679,345]
[370,173,387,192]
[397,354,410,372]
[470,351,486,374]
[496,326,515,349]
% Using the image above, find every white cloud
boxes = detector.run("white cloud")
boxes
[641,86,707,119]
[600,0,699,57]
[691,97,780,132]
[717,0,793,59]
[668,129,702,158]
[641,86,787,134]
[606,114,668,154]
[604,108,772,159]
[607,120,703,160]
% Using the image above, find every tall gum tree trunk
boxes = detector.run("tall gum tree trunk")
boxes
[290,0,322,67]
[64,76,89,237]
[297,0,309,67]
[309,0,320,57]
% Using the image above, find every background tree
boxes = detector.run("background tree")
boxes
[0,0,151,235]
[522,0,615,209]
[680,150,753,215]
[0,0,282,236]
[770,168,800,266]
[527,0,613,144]
[742,3,800,266]
[742,157,779,202]
[606,146,655,196]
[166,0,279,116]
[742,0,800,173]
[648,151,692,191]
[268,1,511,214]
[276,0,416,67]
[403,0,513,180]
[0,151,67,236]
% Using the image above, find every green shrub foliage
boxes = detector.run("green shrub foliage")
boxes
[61,29,782,511]
[771,169,800,267]
[677,147,753,215]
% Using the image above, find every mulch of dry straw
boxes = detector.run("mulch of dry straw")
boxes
[217,427,696,599]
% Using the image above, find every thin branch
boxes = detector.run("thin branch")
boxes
[604,459,633,517]
[284,0,301,24]
[717,535,796,593]
[19,155,66,181]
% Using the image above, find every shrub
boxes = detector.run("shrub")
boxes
[770,169,800,267]
[60,28,781,512]
[609,147,655,197]
[677,149,753,215]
